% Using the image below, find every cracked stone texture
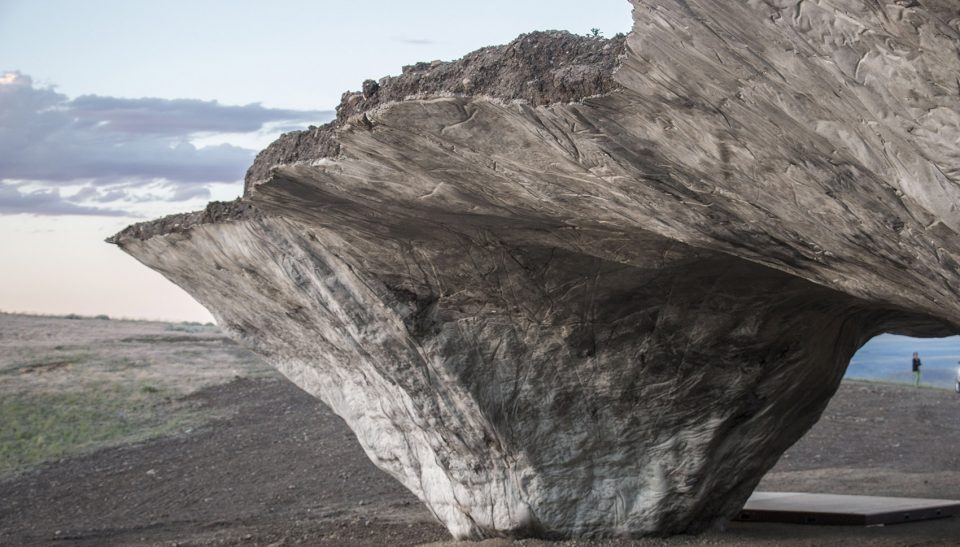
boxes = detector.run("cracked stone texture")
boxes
[111,0,960,540]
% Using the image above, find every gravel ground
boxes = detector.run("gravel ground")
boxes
[2,315,959,546]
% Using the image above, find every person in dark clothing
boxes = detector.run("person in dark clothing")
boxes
[912,352,922,387]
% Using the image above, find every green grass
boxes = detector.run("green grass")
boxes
[165,322,214,333]
[0,384,207,477]
[100,355,151,372]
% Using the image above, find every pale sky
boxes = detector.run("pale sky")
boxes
[0,1,634,322]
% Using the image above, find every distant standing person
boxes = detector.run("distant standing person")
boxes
[912,352,922,387]
[955,362,959,394]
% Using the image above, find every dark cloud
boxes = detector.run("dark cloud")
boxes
[0,184,130,217]
[0,71,333,188]
[67,95,328,136]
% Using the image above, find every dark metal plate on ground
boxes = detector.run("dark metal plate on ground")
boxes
[738,492,960,526]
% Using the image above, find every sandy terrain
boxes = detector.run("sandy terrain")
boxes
[1,314,959,545]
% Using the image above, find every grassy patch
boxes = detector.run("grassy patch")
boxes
[0,353,91,376]
[844,377,952,392]
[100,355,151,372]
[0,384,208,477]
[165,322,214,333]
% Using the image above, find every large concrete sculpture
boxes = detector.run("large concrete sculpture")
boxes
[110,0,960,539]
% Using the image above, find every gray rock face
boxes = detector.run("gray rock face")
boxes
[111,1,960,539]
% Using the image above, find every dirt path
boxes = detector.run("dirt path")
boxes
[2,377,959,546]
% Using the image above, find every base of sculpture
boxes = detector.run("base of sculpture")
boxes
[738,493,960,526]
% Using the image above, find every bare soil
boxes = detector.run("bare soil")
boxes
[2,315,959,546]
[0,377,447,546]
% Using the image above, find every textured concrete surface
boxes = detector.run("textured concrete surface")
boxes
[111,0,960,540]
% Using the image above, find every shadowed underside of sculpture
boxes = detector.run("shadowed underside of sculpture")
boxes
[110,0,960,539]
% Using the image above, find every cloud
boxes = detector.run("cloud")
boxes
[71,185,137,203]
[0,184,129,217]
[169,185,211,201]
[66,95,327,136]
[0,71,333,191]
[391,36,439,45]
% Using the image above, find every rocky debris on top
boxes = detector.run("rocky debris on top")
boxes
[243,31,625,192]
[107,199,264,244]
[243,123,340,196]
[336,30,626,120]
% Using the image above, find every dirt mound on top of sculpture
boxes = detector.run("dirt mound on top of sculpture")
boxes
[242,30,626,194]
